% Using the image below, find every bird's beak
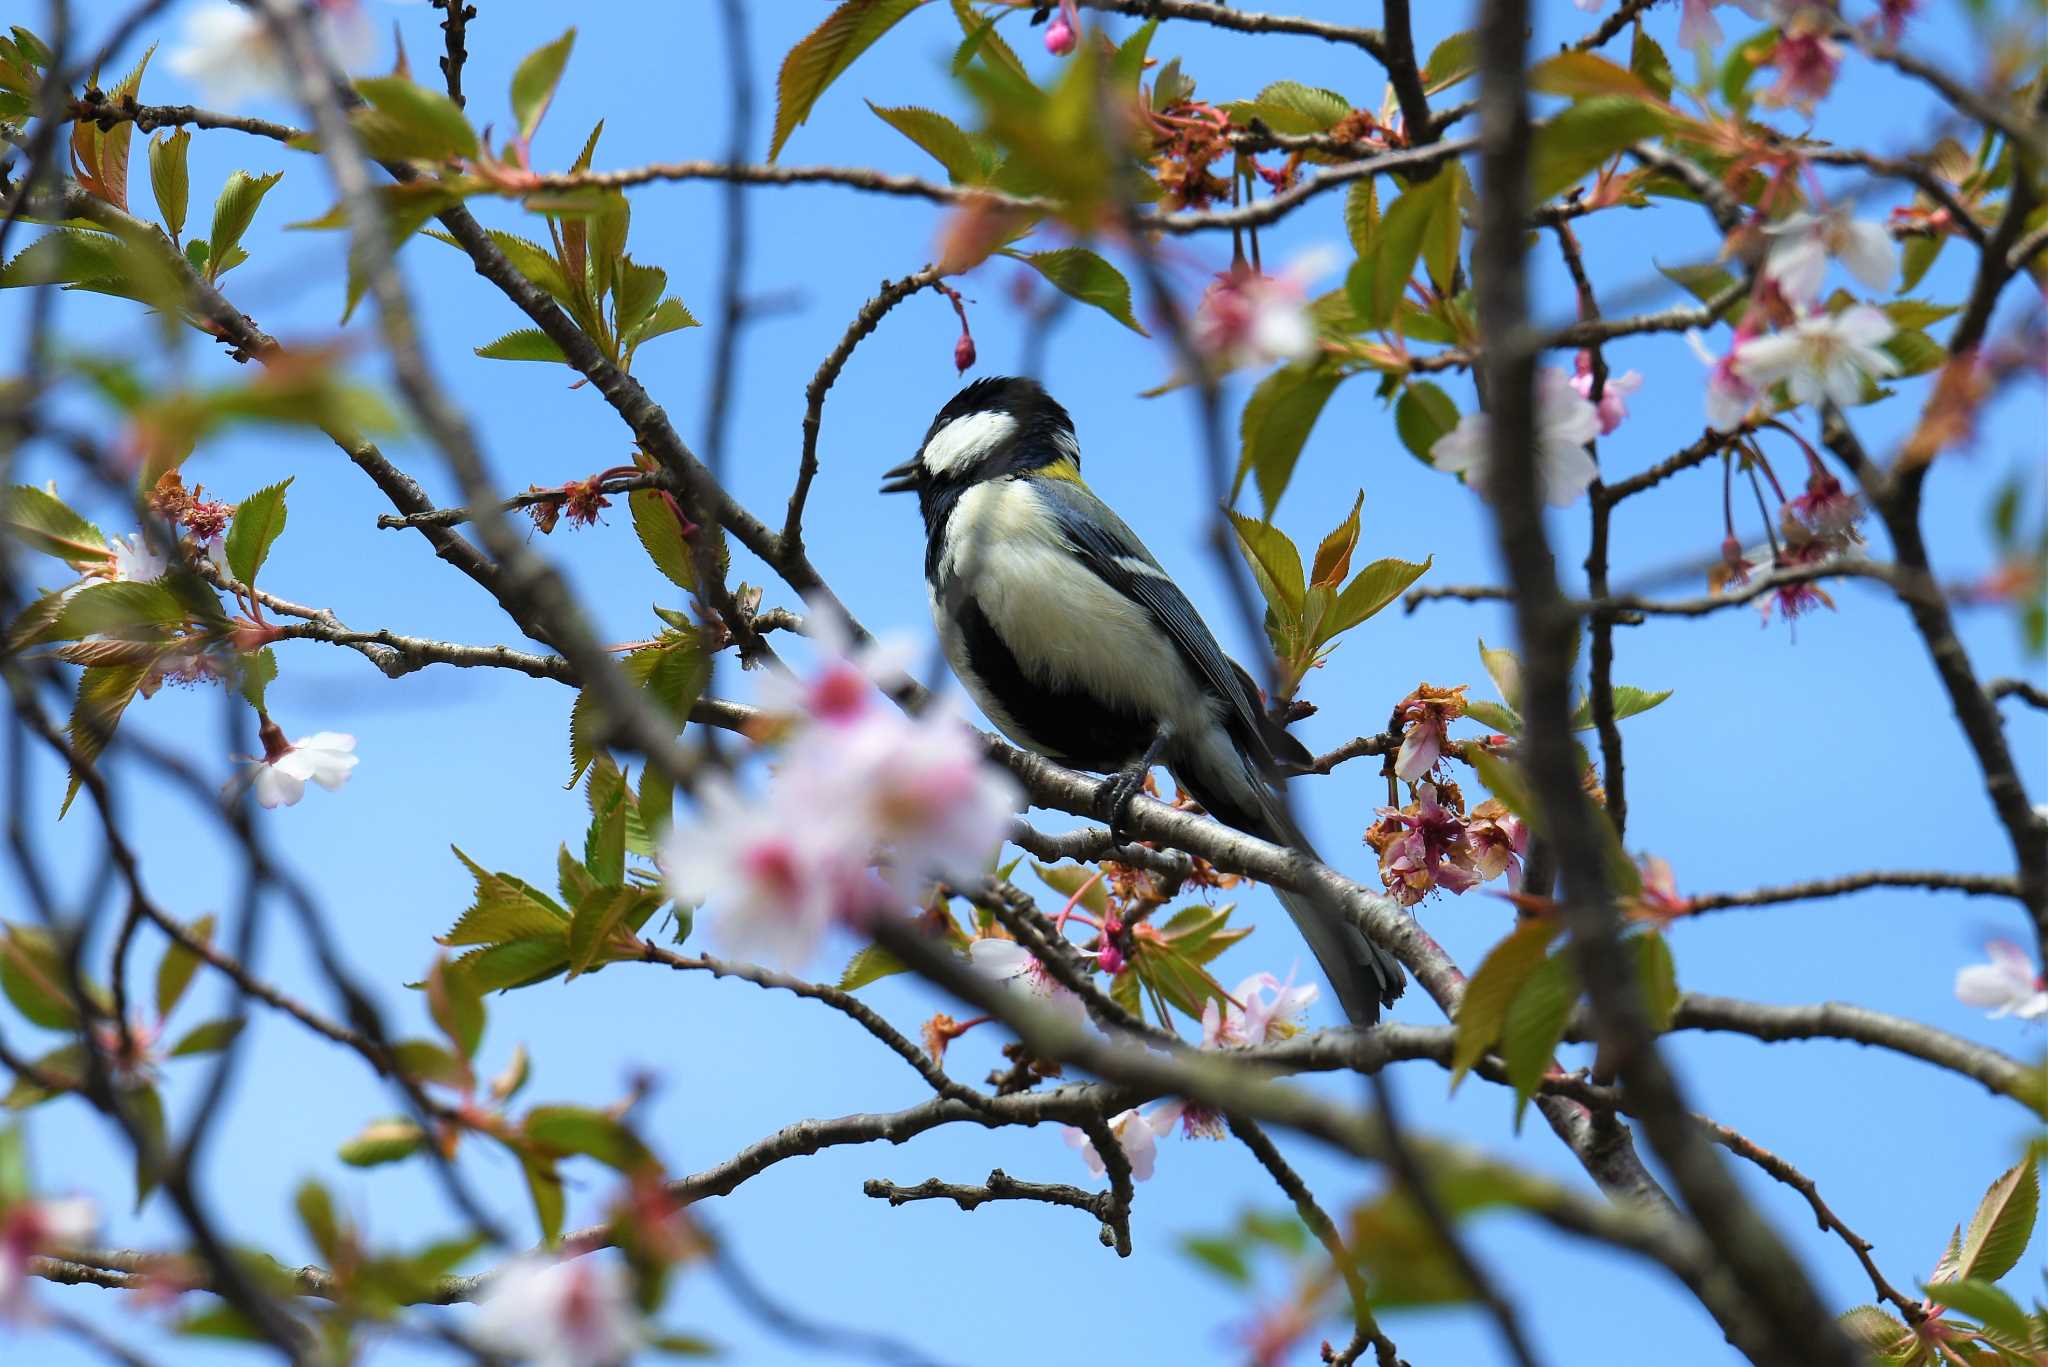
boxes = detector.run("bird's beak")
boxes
[879,456,922,495]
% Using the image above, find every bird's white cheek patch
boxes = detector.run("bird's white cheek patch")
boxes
[920,410,1018,478]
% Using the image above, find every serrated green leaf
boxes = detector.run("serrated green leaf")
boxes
[1235,363,1341,511]
[1324,555,1431,640]
[1,485,109,567]
[1631,27,1675,100]
[867,101,987,183]
[1529,97,1670,202]
[1008,247,1146,335]
[1567,684,1673,731]
[838,944,908,991]
[356,75,478,159]
[1451,918,1561,1086]
[1422,30,1479,94]
[206,170,282,282]
[1229,512,1305,620]
[1901,233,1946,292]
[63,664,148,816]
[1837,1304,1915,1360]
[770,0,924,161]
[511,29,575,143]
[1922,1278,2032,1345]
[1501,950,1576,1129]
[41,580,183,645]
[1948,1160,2039,1285]
[1234,80,1350,134]
[524,1104,654,1173]
[626,297,699,356]
[148,128,190,239]
[427,957,485,1062]
[1343,177,1379,256]
[224,477,290,587]
[1479,638,1522,711]
[0,229,128,290]
[450,937,572,994]
[475,327,569,363]
[567,887,638,979]
[1031,861,1109,916]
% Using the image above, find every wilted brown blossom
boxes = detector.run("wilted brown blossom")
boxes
[1393,682,1468,782]
[148,470,234,543]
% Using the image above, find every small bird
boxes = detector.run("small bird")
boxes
[882,376,1404,1024]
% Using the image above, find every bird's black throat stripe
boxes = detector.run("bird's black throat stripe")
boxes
[954,594,1152,774]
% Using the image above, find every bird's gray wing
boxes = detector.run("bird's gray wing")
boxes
[1033,478,1272,751]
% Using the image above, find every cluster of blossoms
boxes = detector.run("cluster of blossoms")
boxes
[662,614,1022,968]
[1367,781,1527,906]
[1575,0,1915,100]
[1064,974,1319,1177]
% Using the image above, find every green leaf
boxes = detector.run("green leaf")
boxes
[427,957,485,1061]
[41,580,184,645]
[1394,381,1461,465]
[1343,178,1379,256]
[1837,1305,1915,1361]
[1529,52,1658,101]
[867,102,988,183]
[166,1016,244,1057]
[1309,492,1363,589]
[1567,683,1673,730]
[1922,1278,2033,1345]
[1325,555,1431,639]
[1350,169,1456,327]
[1229,513,1305,620]
[2,926,79,1030]
[1634,932,1678,1031]
[638,762,674,843]
[154,914,215,1020]
[148,128,190,239]
[612,257,666,340]
[770,0,925,161]
[1031,861,1109,917]
[1451,918,1561,1086]
[567,886,639,978]
[475,327,569,363]
[391,1038,470,1089]
[1529,97,1670,202]
[126,1082,166,1210]
[63,665,148,816]
[1479,638,1522,711]
[524,1104,654,1173]
[296,1178,341,1263]
[1421,30,1479,93]
[838,944,908,991]
[585,759,629,880]
[1946,1159,2039,1285]
[224,477,291,587]
[1008,248,1147,335]
[1500,951,1576,1129]
[236,648,277,715]
[510,29,575,143]
[355,76,478,160]
[521,1155,565,1243]
[1901,233,1946,292]
[1235,363,1341,511]
[1631,27,1676,101]
[626,297,699,354]
[629,488,700,591]
[1181,1232,1253,1284]
[1234,80,1350,134]
[0,229,128,290]
[450,937,572,994]
[206,170,283,281]
[425,226,571,301]
[1,485,108,567]
[338,1118,427,1167]
[1465,701,1522,734]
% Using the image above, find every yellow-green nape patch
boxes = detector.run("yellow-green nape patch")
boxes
[1036,457,1084,484]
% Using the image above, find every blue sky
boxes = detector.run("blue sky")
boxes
[6,2,2045,1364]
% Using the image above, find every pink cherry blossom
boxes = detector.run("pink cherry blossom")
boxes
[1687,327,1764,430]
[1043,0,1080,55]
[664,780,862,967]
[1366,783,1481,905]
[969,938,1089,1025]
[1954,940,2048,1020]
[1063,1107,1157,1181]
[1192,249,1336,371]
[0,1195,97,1319]
[1201,972,1319,1047]
[1430,368,1601,508]
[470,1256,646,1367]
[1679,0,1770,51]
[756,601,914,727]
[1759,22,1844,113]
[1569,351,1645,436]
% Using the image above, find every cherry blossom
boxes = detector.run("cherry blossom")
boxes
[0,1195,97,1319]
[230,723,358,810]
[1569,351,1644,436]
[968,938,1088,1025]
[663,781,859,967]
[1763,209,1898,303]
[1430,368,1602,508]
[1688,327,1765,430]
[167,0,374,109]
[106,532,168,583]
[1366,783,1480,905]
[755,602,914,727]
[1393,683,1468,783]
[1063,1107,1158,1181]
[1734,306,1900,410]
[1201,972,1319,1048]
[1464,799,1528,889]
[1954,940,2048,1021]
[1192,249,1336,371]
[470,1256,646,1367]
[1678,0,1771,51]
[1760,21,1844,113]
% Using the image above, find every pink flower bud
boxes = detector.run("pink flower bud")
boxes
[1044,15,1075,55]
[953,332,976,373]
[1097,943,1127,975]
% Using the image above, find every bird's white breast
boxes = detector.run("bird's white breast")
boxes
[935,480,1214,734]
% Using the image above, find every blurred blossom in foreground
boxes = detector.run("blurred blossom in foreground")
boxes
[229,722,358,810]
[168,0,375,108]
[470,1256,646,1367]
[0,1194,97,1319]
[968,937,1089,1026]
[1192,249,1337,371]
[1954,940,2048,1020]
[1570,351,1644,436]
[1431,368,1602,508]
[1763,209,1898,304]
[663,613,1020,967]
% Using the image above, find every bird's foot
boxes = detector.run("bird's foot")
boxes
[1097,765,1149,843]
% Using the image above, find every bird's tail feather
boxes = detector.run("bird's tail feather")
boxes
[1174,741,1406,1026]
